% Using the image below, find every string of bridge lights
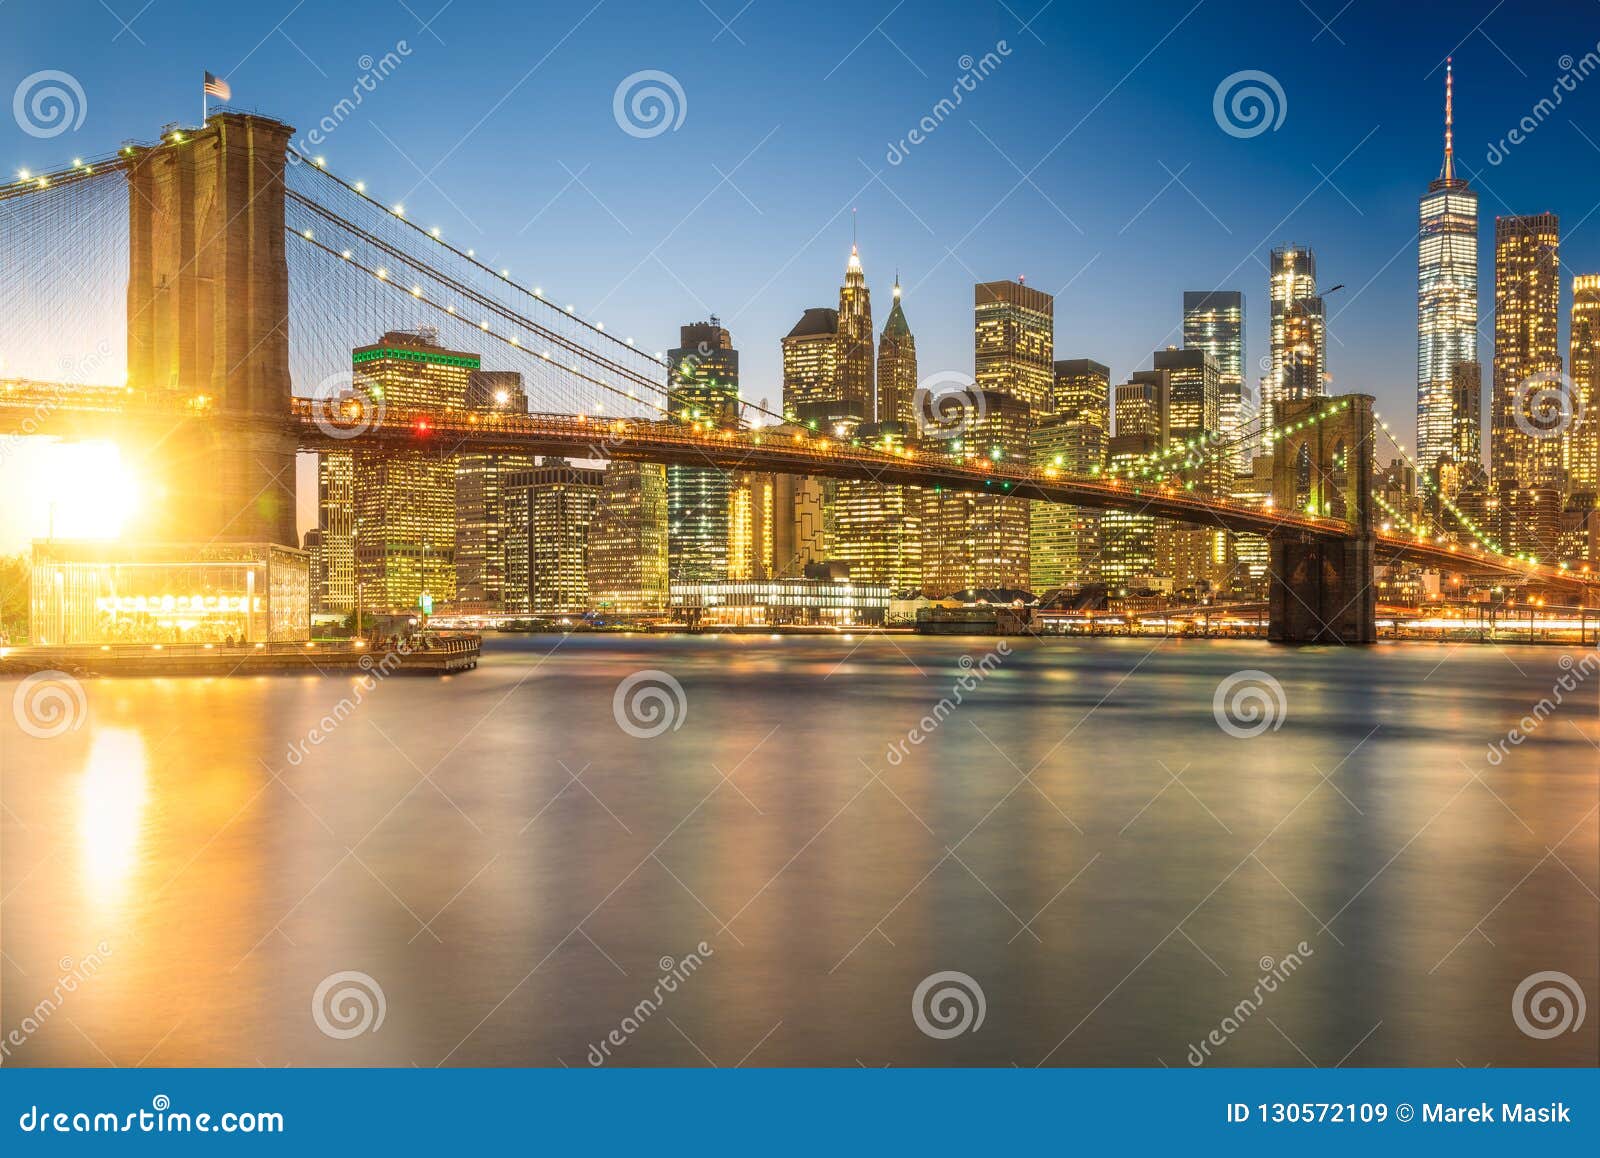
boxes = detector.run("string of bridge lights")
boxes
[287,147,662,366]
[1370,408,1511,559]
[291,227,675,420]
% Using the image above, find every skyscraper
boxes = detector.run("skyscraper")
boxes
[1450,361,1484,480]
[314,449,354,614]
[1569,275,1600,495]
[667,320,739,583]
[588,460,669,615]
[920,391,1032,595]
[505,459,603,616]
[1417,60,1479,478]
[455,371,534,610]
[1154,348,1226,584]
[1491,212,1562,491]
[1267,246,1324,443]
[1102,371,1170,590]
[668,318,741,427]
[1029,413,1105,591]
[1184,291,1250,469]
[876,276,917,427]
[835,282,922,592]
[349,329,474,610]
[781,307,840,421]
[836,243,875,412]
[974,280,1054,417]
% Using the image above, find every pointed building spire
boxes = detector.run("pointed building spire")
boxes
[1441,57,1456,184]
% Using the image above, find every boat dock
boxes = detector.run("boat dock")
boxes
[0,635,482,678]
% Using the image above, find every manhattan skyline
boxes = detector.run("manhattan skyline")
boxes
[5,2,1600,497]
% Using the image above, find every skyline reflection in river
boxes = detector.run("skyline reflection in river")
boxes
[2,635,1596,1067]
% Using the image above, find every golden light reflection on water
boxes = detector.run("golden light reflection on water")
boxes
[76,727,149,907]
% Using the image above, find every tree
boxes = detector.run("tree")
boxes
[0,553,30,644]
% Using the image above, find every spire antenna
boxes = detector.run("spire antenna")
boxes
[1441,57,1455,183]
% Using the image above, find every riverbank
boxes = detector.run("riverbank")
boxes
[0,635,481,677]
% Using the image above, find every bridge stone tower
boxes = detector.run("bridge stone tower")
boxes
[1267,393,1377,644]
[125,112,298,547]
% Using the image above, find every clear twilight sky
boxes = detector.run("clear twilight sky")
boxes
[4,0,1600,541]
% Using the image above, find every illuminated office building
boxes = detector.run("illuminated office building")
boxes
[727,468,828,580]
[589,460,670,615]
[1029,414,1104,591]
[349,329,474,610]
[455,371,534,610]
[1183,290,1252,467]
[1491,212,1562,491]
[781,307,840,420]
[836,244,875,413]
[974,280,1054,416]
[836,284,922,591]
[667,320,740,583]
[1113,370,1170,444]
[1267,245,1324,443]
[1052,359,1110,424]
[1154,347,1226,583]
[1027,359,1109,591]
[877,276,918,427]
[505,459,603,615]
[1417,61,1479,478]
[1450,360,1484,479]
[1101,434,1160,593]
[921,390,1032,594]
[315,448,354,614]
[833,429,923,593]
[1505,486,1563,561]
[1569,274,1600,494]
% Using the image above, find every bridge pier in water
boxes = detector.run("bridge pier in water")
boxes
[1267,394,1378,645]
[124,112,298,547]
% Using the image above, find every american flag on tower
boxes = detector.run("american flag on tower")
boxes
[203,71,231,101]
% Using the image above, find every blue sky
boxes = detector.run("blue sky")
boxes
[5,0,1600,539]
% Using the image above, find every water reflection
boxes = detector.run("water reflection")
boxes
[2,637,1596,1067]
[76,728,148,908]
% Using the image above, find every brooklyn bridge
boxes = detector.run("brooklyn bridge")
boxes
[2,112,1594,644]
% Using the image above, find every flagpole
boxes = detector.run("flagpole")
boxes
[202,71,207,125]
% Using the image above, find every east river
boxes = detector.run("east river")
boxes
[2,635,1595,1066]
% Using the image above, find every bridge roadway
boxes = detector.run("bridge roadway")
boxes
[288,402,1593,593]
[1,380,1591,594]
